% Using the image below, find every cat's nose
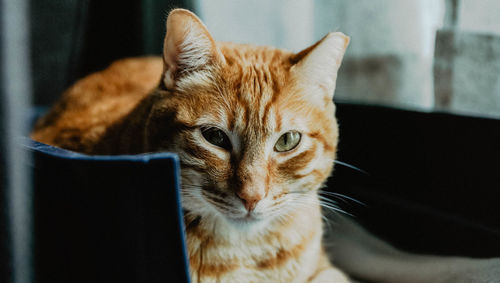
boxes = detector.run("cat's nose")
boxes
[236,191,262,212]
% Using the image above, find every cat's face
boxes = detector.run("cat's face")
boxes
[145,10,348,230]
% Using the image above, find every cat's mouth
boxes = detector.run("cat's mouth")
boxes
[199,187,267,226]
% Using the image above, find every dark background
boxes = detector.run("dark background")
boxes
[330,103,500,257]
[30,0,194,106]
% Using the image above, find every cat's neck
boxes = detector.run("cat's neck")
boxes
[184,198,324,280]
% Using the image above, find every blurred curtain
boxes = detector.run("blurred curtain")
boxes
[1,0,33,283]
[434,0,500,118]
[0,4,7,278]
[196,0,444,109]
[196,0,500,118]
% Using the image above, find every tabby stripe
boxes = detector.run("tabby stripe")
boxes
[182,137,225,168]
[180,162,205,173]
[235,89,250,128]
[201,187,233,207]
[275,110,282,133]
[278,143,317,177]
[308,131,335,152]
[227,104,235,131]
[293,169,324,180]
[252,67,260,97]
[188,234,240,277]
[270,66,283,94]
[255,229,316,269]
[261,90,280,127]
[197,261,239,278]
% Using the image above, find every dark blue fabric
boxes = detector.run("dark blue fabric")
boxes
[22,138,190,283]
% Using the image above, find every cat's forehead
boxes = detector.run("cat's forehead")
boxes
[213,44,306,132]
[217,43,296,107]
[218,42,293,68]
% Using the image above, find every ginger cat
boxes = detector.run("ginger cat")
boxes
[32,9,350,282]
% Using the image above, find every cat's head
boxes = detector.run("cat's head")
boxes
[145,9,349,230]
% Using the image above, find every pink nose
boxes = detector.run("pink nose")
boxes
[236,192,262,212]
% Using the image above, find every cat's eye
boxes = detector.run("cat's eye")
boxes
[274,131,301,152]
[201,127,232,150]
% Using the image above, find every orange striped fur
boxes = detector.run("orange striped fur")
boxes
[32,9,350,282]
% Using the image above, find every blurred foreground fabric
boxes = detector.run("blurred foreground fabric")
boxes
[25,139,190,283]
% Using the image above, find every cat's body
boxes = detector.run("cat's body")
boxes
[33,9,350,282]
[33,55,345,282]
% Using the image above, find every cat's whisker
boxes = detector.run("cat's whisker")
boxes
[287,194,354,217]
[319,204,353,217]
[318,191,365,206]
[317,197,346,212]
[273,199,341,229]
[204,200,238,214]
[202,194,234,208]
[181,188,241,215]
[317,195,339,204]
[333,160,369,175]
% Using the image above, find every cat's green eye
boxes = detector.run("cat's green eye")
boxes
[201,127,232,150]
[274,131,301,152]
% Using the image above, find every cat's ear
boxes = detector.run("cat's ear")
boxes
[162,9,224,89]
[290,32,349,100]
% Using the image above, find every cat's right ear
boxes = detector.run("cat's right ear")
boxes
[162,9,224,90]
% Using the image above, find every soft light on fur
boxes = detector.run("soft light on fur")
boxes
[32,9,350,282]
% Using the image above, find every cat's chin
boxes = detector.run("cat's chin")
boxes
[224,213,266,229]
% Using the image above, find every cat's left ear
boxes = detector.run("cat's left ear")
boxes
[162,9,225,90]
[290,32,349,100]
